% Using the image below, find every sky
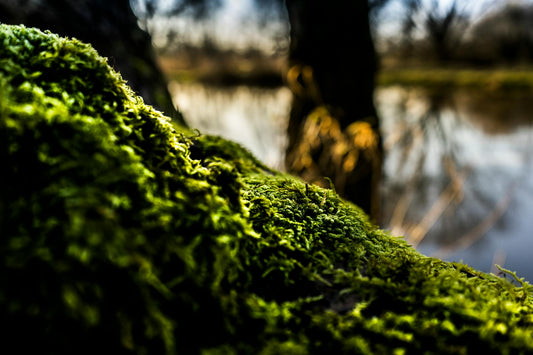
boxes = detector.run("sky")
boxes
[137,0,287,52]
[139,0,533,52]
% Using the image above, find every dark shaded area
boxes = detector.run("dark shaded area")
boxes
[0,0,186,125]
[284,0,383,220]
[286,0,378,122]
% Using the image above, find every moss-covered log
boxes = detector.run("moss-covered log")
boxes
[1,24,533,354]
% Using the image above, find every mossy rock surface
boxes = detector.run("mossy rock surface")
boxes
[1,24,533,354]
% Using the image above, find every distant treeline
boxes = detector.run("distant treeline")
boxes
[381,2,533,67]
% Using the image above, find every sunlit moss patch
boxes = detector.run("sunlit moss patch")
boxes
[1,23,533,354]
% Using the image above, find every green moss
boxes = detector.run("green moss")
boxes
[1,24,533,354]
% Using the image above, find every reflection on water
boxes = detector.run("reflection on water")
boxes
[170,81,533,282]
[377,86,533,281]
[169,82,291,170]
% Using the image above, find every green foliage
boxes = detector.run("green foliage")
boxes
[1,24,533,354]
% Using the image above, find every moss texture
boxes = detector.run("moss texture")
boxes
[1,24,533,354]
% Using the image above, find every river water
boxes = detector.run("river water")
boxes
[170,81,533,282]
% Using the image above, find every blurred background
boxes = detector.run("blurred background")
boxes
[2,0,532,281]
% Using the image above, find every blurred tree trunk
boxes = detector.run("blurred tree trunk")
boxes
[284,0,382,221]
[0,0,186,126]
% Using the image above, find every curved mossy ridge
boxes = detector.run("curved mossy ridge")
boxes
[0,23,258,353]
[1,24,533,354]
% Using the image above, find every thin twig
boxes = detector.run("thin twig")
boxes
[432,180,518,259]
[407,160,470,247]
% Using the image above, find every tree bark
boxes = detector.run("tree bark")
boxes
[0,0,186,126]
[284,0,382,221]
